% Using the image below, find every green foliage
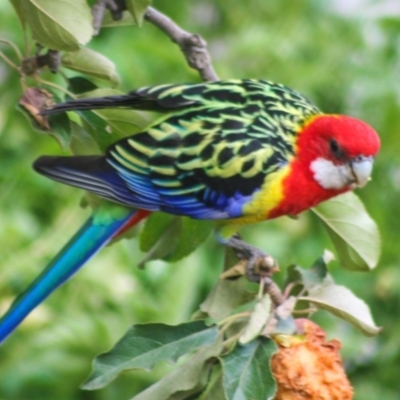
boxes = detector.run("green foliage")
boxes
[305,278,381,337]
[84,321,219,390]
[129,333,223,400]
[221,338,277,400]
[287,253,381,336]
[139,213,213,265]
[0,0,399,399]
[11,0,93,50]
[312,192,381,271]
[62,48,120,86]
[84,255,365,399]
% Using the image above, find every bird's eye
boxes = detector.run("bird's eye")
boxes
[329,139,341,156]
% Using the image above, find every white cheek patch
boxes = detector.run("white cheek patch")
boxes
[310,158,354,190]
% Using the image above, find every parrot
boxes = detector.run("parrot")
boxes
[0,79,380,344]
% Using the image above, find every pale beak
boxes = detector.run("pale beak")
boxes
[350,156,374,187]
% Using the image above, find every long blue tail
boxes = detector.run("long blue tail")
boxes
[0,207,144,344]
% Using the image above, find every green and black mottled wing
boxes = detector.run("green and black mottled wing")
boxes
[36,80,321,220]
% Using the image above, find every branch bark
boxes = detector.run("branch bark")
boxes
[144,7,219,82]
[91,2,218,81]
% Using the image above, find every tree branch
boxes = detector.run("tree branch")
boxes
[263,277,284,307]
[144,7,219,82]
[91,2,219,81]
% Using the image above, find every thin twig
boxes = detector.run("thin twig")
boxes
[34,78,75,99]
[0,39,23,61]
[217,311,250,330]
[282,281,302,299]
[292,307,317,315]
[92,0,108,35]
[90,2,218,81]
[262,277,284,307]
[0,51,19,72]
[144,7,219,82]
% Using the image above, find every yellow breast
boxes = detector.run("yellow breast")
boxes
[216,164,292,238]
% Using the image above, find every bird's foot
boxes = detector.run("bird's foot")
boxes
[223,234,279,282]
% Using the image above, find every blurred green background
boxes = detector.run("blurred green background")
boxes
[1,0,400,399]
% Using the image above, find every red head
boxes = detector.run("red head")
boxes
[268,114,380,218]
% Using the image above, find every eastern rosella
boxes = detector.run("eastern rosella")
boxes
[0,79,380,343]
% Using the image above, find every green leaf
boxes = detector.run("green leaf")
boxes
[138,212,182,267]
[198,277,256,321]
[93,107,150,137]
[302,277,381,336]
[312,192,380,271]
[68,76,98,94]
[221,338,277,400]
[126,0,151,26]
[284,250,332,288]
[140,213,213,264]
[10,0,27,29]
[17,0,93,51]
[62,48,120,86]
[70,122,100,155]
[239,294,271,344]
[139,214,212,265]
[198,365,226,400]
[83,321,219,390]
[46,110,71,149]
[140,213,177,252]
[131,337,223,400]
[76,109,110,152]
[138,216,182,267]
[164,219,213,262]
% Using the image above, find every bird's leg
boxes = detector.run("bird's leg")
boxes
[219,234,279,281]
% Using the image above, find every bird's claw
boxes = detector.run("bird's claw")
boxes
[223,234,279,281]
[246,250,279,282]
